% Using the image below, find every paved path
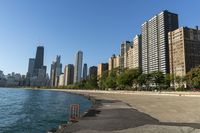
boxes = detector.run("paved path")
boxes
[56,95,200,133]
[59,90,200,123]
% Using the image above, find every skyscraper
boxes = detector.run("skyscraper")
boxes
[74,51,83,83]
[28,46,48,87]
[89,66,97,78]
[0,70,4,78]
[26,58,35,86]
[126,47,134,69]
[64,64,74,86]
[142,10,179,74]
[120,41,132,69]
[50,55,62,86]
[34,46,44,68]
[108,54,120,71]
[83,63,88,80]
[97,63,108,78]
[0,70,6,87]
[58,73,65,86]
[132,34,142,69]
[33,46,44,76]
[169,26,200,77]
[27,58,35,77]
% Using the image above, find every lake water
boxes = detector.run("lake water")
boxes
[0,88,92,133]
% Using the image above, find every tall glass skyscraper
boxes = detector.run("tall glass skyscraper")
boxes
[142,10,179,74]
[33,46,44,76]
[74,51,83,83]
[34,46,44,69]
[83,63,88,80]
[64,64,74,86]
[27,58,35,77]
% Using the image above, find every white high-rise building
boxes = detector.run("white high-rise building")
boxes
[124,35,142,69]
[132,35,142,69]
[74,51,83,83]
[126,48,134,69]
[58,73,65,86]
[142,10,179,74]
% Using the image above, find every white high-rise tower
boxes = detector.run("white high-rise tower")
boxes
[74,51,83,83]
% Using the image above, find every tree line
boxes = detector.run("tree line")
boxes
[57,66,200,91]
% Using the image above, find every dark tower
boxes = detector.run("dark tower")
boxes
[34,46,44,69]
[83,63,88,80]
[33,46,44,76]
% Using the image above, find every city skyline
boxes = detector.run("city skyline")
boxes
[0,0,200,75]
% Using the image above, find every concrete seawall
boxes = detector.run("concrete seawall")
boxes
[50,89,200,98]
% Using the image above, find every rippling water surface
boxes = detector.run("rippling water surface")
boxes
[0,88,92,133]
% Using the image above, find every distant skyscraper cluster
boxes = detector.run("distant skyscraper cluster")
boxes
[49,50,88,87]
[0,71,26,87]
[26,46,49,87]
[24,49,98,87]
[0,46,48,87]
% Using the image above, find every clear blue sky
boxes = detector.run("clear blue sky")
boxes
[0,0,199,75]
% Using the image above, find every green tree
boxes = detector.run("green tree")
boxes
[186,65,200,89]
[85,76,98,89]
[98,71,108,90]
[116,68,141,90]
[175,76,182,88]
[150,71,165,90]
[138,73,150,90]
[165,73,175,90]
[77,79,87,89]
[116,72,129,90]
[130,68,142,90]
[105,70,117,89]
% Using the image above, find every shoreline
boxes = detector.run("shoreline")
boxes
[45,89,200,97]
[2,87,200,97]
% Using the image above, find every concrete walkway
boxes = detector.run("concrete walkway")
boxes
[56,92,200,133]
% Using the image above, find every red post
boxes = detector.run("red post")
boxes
[69,104,80,122]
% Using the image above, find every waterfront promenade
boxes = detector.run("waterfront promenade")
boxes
[55,90,200,133]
